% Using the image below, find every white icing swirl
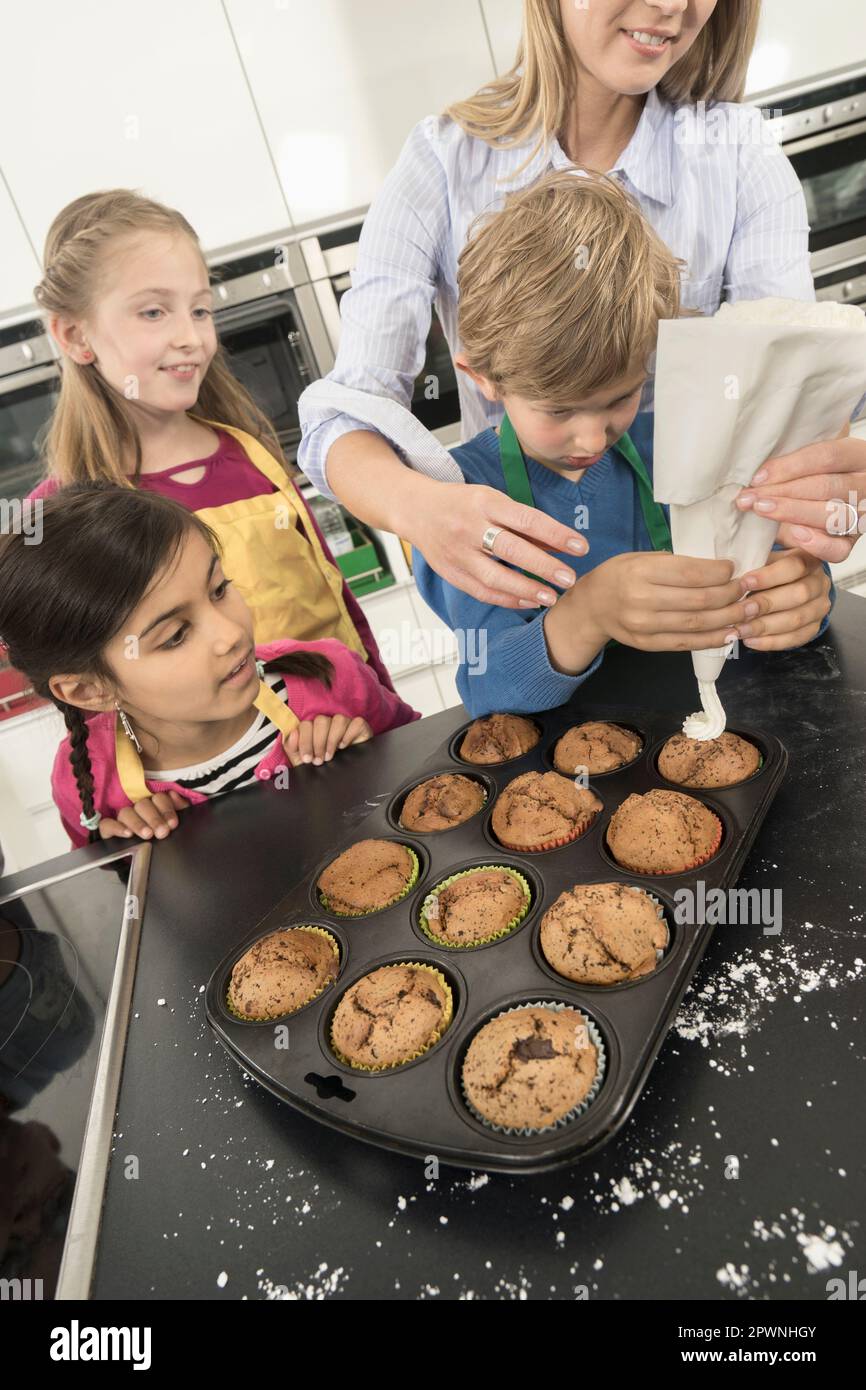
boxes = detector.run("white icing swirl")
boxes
[682,680,726,741]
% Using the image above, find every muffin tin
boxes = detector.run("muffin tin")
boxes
[205,705,786,1174]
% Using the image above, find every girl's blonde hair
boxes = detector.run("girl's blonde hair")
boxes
[457,169,683,403]
[34,189,289,485]
[447,0,762,155]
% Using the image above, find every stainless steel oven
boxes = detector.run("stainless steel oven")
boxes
[0,315,61,501]
[758,62,866,311]
[296,219,462,444]
[207,241,334,462]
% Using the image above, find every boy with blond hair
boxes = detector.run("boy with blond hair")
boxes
[413,171,831,715]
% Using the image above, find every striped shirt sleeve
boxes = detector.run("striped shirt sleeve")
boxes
[725,135,815,304]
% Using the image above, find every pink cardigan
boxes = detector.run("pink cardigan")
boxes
[53,638,419,847]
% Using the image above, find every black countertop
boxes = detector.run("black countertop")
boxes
[85,594,864,1301]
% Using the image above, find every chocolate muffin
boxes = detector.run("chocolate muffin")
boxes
[459,713,540,764]
[318,839,418,915]
[607,790,721,875]
[419,867,530,947]
[462,1005,600,1131]
[553,720,642,775]
[399,773,486,832]
[330,963,452,1070]
[227,927,339,1020]
[658,731,760,788]
[491,770,602,851]
[540,883,667,985]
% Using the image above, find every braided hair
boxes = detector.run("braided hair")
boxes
[62,705,99,840]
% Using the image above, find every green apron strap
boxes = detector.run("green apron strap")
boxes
[612,430,672,552]
[498,412,536,508]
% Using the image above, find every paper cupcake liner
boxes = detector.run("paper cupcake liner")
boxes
[461,1001,606,1136]
[540,886,669,986]
[398,784,488,833]
[329,962,453,1072]
[609,813,723,876]
[418,865,531,949]
[319,846,420,916]
[226,926,340,1021]
[627,887,670,964]
[496,811,597,854]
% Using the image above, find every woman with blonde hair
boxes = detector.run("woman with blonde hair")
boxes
[299,0,866,614]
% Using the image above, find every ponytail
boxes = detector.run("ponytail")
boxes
[263,651,334,688]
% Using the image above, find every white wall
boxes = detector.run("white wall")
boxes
[747,0,866,95]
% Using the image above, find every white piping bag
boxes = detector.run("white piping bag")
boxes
[653,297,866,738]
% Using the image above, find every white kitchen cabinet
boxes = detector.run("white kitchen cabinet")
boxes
[0,181,43,315]
[433,658,461,711]
[358,583,424,676]
[747,1,866,94]
[0,0,290,270]
[392,667,446,719]
[0,705,68,873]
[224,0,496,225]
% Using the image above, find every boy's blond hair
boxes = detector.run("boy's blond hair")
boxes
[457,170,683,405]
[34,190,290,487]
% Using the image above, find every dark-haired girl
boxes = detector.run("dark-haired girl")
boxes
[0,485,418,847]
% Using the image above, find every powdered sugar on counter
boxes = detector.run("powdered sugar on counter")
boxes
[257,1264,348,1299]
[716,1209,853,1296]
[673,933,865,1069]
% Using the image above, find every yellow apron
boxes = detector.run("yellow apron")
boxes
[115,679,299,803]
[188,417,368,659]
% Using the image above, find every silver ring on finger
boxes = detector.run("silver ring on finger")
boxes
[481,525,503,555]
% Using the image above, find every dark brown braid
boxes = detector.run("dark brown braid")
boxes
[263,652,333,687]
[62,704,99,844]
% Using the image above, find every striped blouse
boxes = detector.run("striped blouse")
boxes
[142,673,288,798]
[298,86,814,498]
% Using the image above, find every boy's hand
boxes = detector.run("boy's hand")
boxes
[734,549,831,649]
[97,790,190,841]
[282,715,373,768]
[577,553,752,654]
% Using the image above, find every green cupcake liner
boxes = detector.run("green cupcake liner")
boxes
[329,962,453,1072]
[319,846,419,917]
[419,865,531,949]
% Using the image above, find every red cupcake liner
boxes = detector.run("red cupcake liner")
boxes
[496,812,597,854]
[611,812,723,876]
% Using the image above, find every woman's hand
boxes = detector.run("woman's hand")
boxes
[282,714,373,768]
[734,548,832,650]
[97,789,190,840]
[736,429,866,563]
[407,479,589,609]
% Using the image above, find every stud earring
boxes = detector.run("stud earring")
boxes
[115,700,142,754]
[255,659,265,679]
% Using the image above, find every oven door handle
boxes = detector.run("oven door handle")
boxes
[0,362,61,396]
[786,114,866,156]
[214,292,298,332]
